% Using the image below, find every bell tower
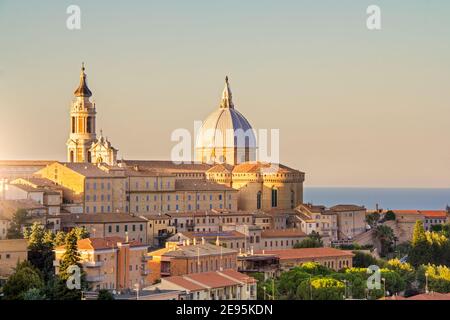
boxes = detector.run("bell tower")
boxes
[66,63,97,163]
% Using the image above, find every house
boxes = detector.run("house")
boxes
[255,247,354,271]
[59,212,148,244]
[0,239,28,279]
[147,269,257,300]
[146,242,238,284]
[54,237,149,291]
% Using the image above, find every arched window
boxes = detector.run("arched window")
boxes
[256,191,262,210]
[271,188,278,208]
[87,116,92,133]
[71,117,76,133]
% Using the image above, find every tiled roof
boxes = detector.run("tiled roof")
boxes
[56,237,147,251]
[219,269,257,284]
[59,213,147,224]
[0,160,55,166]
[175,179,236,191]
[162,270,255,291]
[119,160,212,174]
[232,162,301,174]
[393,210,448,218]
[206,164,234,174]
[160,243,237,258]
[382,293,450,300]
[176,231,246,240]
[257,247,354,260]
[0,239,28,252]
[330,205,366,212]
[261,229,306,238]
[58,163,115,177]
[167,210,253,218]
[162,276,206,291]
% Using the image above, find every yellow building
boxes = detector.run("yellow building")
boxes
[0,239,28,279]
[142,214,176,247]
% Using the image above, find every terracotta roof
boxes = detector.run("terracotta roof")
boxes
[206,163,234,174]
[419,210,447,218]
[187,271,240,288]
[160,243,237,258]
[59,213,147,224]
[393,210,448,218]
[168,210,253,218]
[219,269,257,284]
[232,162,301,174]
[119,160,212,174]
[382,293,450,300]
[175,179,236,191]
[261,229,307,238]
[162,276,206,291]
[0,239,28,252]
[330,205,366,212]
[0,160,55,166]
[57,163,116,177]
[257,247,354,260]
[56,237,147,251]
[175,231,246,241]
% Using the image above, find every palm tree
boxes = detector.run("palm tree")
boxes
[373,225,395,257]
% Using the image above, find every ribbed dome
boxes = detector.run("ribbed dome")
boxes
[195,77,256,150]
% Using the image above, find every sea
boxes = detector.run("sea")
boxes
[303,187,450,210]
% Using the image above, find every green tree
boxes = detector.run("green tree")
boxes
[58,229,82,280]
[22,288,46,300]
[26,223,55,281]
[97,289,115,300]
[384,211,396,221]
[352,251,380,268]
[297,278,345,300]
[294,232,323,248]
[408,221,432,267]
[54,231,67,246]
[73,227,89,240]
[373,225,395,257]
[3,261,44,300]
[6,209,29,239]
[366,212,380,228]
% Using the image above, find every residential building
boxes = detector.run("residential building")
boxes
[146,242,238,284]
[59,213,148,244]
[0,239,28,279]
[148,269,257,300]
[54,237,149,291]
[330,205,367,240]
[256,247,354,271]
[142,214,176,247]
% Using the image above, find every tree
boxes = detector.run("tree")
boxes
[73,227,89,240]
[408,221,432,267]
[366,212,380,228]
[3,261,44,300]
[352,251,380,268]
[54,231,67,247]
[384,211,396,221]
[97,289,114,300]
[58,229,82,280]
[294,232,323,248]
[22,288,46,300]
[6,209,28,239]
[297,278,345,300]
[26,223,55,281]
[373,225,395,257]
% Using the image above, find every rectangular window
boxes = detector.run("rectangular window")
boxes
[116,225,120,232]
[125,225,128,232]
[108,226,112,233]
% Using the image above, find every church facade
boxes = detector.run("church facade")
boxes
[62,65,304,213]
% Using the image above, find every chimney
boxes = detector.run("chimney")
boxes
[201,237,205,245]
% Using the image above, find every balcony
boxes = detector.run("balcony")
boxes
[83,261,103,268]
[85,275,105,282]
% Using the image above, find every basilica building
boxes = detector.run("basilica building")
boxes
[62,65,304,212]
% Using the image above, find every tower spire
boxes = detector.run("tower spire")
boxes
[220,76,234,108]
[74,62,92,97]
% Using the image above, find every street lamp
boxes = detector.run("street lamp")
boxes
[381,278,386,298]
[343,280,347,300]
[425,272,429,294]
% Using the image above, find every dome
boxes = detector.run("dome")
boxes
[195,77,257,165]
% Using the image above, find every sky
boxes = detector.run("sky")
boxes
[0,0,449,188]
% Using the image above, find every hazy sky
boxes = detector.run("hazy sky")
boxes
[0,0,449,188]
